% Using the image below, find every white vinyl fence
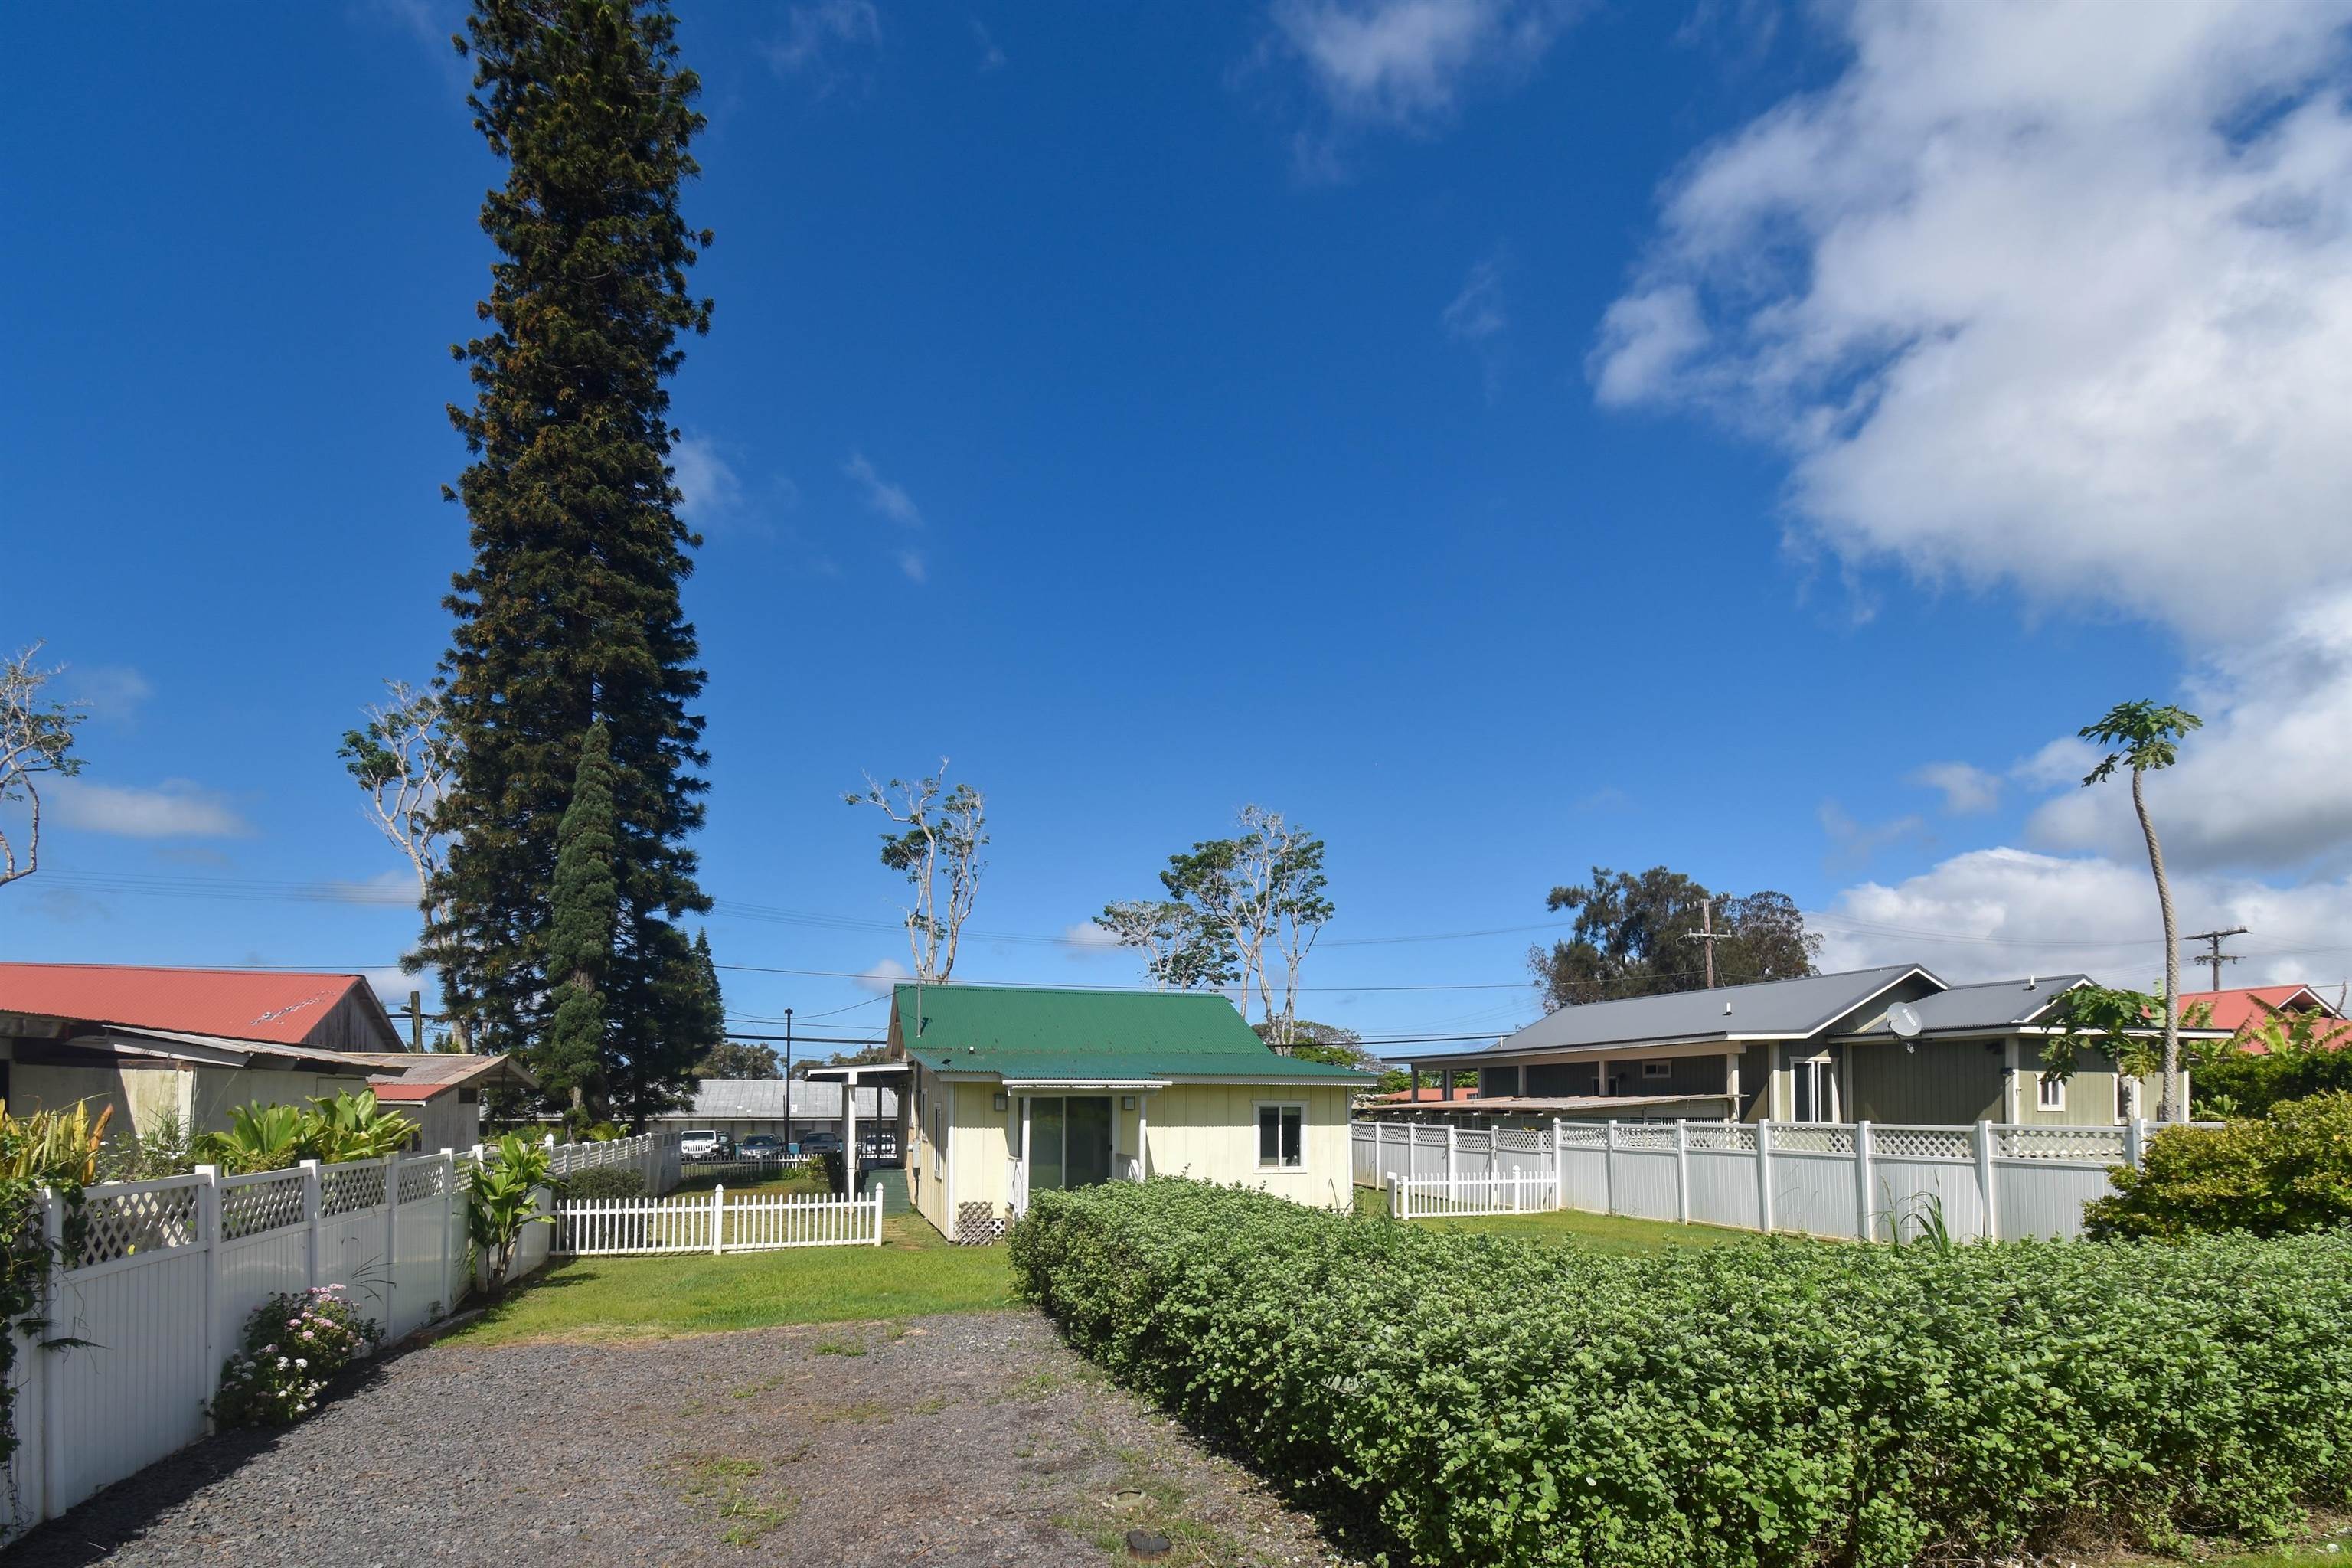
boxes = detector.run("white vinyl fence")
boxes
[1357,1117,2161,1242]
[1389,1171,1559,1220]
[0,1129,670,1544]
[556,1186,883,1255]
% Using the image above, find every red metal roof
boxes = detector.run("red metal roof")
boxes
[365,1082,447,1102]
[2177,985,2347,1053]
[0,963,383,1047]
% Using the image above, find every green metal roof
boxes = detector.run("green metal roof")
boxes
[893,985,1373,1083]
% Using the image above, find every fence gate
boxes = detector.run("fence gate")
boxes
[554,1186,884,1256]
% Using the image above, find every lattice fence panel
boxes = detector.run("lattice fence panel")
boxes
[1684,1124,1756,1153]
[397,1157,448,1204]
[321,1163,388,1217]
[956,1202,1006,1246]
[221,1174,306,1239]
[77,1183,200,1267]
[1996,1125,2125,1162]
[1874,1126,1973,1161]
[1774,1125,1857,1155]
[1495,1127,1548,1152]
[1555,1125,1609,1148]
[1412,1126,1449,1148]
[1615,1125,1676,1151]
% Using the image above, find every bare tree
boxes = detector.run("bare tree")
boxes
[1161,805,1332,1044]
[847,761,988,983]
[0,644,87,892]
[338,680,459,900]
[1094,899,1236,992]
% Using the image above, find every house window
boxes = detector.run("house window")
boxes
[1641,1061,1672,1080]
[2037,1073,2066,1112]
[1256,1103,1304,1170]
[932,1104,946,1174]
[1790,1058,1835,1122]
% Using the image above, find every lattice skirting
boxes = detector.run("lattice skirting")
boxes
[956,1202,1007,1245]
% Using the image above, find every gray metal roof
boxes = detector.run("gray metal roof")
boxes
[654,1078,897,1122]
[1470,965,1939,1059]
[1851,975,2090,1037]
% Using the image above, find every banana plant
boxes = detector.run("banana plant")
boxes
[466,1132,553,1292]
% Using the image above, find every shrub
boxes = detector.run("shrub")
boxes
[557,1165,644,1200]
[211,1285,382,1428]
[2086,1093,2352,1239]
[1013,1179,2352,1567]
[468,1132,554,1290]
[2194,1044,2352,1119]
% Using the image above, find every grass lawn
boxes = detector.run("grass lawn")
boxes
[1348,1185,1774,1255]
[452,1213,1018,1345]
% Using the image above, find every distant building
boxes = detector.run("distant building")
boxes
[648,1076,898,1147]
[2175,984,2347,1054]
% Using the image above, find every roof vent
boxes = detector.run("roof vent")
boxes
[2025,975,2037,991]
[1723,1000,1733,1015]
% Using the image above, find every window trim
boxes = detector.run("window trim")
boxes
[1253,1100,1307,1172]
[2037,1072,2066,1112]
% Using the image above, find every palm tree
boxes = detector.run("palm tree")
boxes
[2078,701,2202,1120]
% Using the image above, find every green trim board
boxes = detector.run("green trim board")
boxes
[891,984,1373,1086]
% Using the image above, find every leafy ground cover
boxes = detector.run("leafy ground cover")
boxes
[1016,1178,2352,1568]
[456,1214,1017,1344]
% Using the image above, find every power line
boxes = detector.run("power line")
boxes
[2182,926,2249,991]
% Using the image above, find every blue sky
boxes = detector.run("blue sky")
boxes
[8,1,2351,1049]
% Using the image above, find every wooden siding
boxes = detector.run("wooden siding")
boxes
[1849,1038,2006,1124]
[1142,1083,1353,1213]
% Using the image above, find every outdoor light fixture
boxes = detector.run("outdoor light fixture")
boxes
[1121,1096,1137,1111]
[993,1092,1008,1112]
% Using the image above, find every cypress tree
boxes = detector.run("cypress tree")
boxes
[422,0,716,1128]
[544,723,618,1123]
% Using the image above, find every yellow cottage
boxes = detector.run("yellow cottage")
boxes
[873,983,1373,1243]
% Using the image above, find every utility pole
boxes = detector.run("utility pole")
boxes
[407,989,423,1050]
[782,1008,794,1152]
[2183,927,2249,992]
[1683,897,1723,988]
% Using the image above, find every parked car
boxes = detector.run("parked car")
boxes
[679,1129,731,1161]
[798,1131,841,1156]
[739,1135,784,1160]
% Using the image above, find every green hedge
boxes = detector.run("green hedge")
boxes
[2086,1093,2352,1240]
[1011,1180,2352,1567]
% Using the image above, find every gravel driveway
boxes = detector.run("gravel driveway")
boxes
[11,1310,1357,1568]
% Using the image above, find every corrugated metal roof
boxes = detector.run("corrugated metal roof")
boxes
[1870,975,2090,1035]
[2177,985,2344,1033]
[0,962,399,1049]
[894,985,1374,1083]
[1476,965,1937,1057]
[655,1079,897,1121]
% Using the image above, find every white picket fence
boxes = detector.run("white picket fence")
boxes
[1389,1171,1558,1219]
[1357,1117,2168,1241]
[555,1186,883,1255]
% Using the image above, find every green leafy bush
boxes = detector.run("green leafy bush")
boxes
[211,1285,382,1428]
[467,1132,554,1290]
[2086,1093,2352,1239]
[1013,1180,2352,1567]
[2193,1019,2352,1119]
[556,1165,644,1200]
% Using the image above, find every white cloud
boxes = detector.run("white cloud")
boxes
[1442,255,1507,344]
[767,0,882,74]
[51,779,250,839]
[671,435,744,526]
[1061,922,1122,952]
[67,665,153,720]
[1818,799,1926,871]
[327,869,420,906]
[893,548,928,584]
[1909,762,2001,815]
[972,18,1005,72]
[1815,847,2352,991]
[844,452,922,527]
[1269,0,1573,127]
[2023,591,2352,875]
[853,957,912,995]
[1592,1,2352,639]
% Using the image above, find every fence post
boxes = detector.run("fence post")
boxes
[711,1184,726,1256]
[380,1153,400,1339]
[300,1159,325,1287]
[39,1187,64,1525]
[194,1164,221,1426]
[1444,1125,1457,1204]
[1756,1119,1775,1233]
[1975,1121,1999,1241]
[1604,1121,1619,1217]
[1387,1173,1402,1221]
[872,1187,884,1246]
[1551,1117,1565,1210]
[1854,1120,1875,1242]
[1674,1119,1690,1224]
[2125,1116,2147,1169]
[440,1150,458,1315]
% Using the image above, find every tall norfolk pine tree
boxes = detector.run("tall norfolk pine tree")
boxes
[422,0,719,1125]
[544,723,618,1122]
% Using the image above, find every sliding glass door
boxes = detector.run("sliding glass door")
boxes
[1024,1096,1112,1190]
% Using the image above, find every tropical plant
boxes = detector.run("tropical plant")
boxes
[97,1107,196,1182]
[0,1099,112,1185]
[2076,700,2202,1118]
[2193,1008,2352,1119]
[307,1090,415,1161]
[190,1091,414,1174]
[466,1133,554,1290]
[2085,1093,2352,1240]
[211,1285,381,1428]
[1014,1179,2352,1566]
[0,1099,111,1488]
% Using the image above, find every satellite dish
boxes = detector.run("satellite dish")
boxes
[1886,1003,1924,1040]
